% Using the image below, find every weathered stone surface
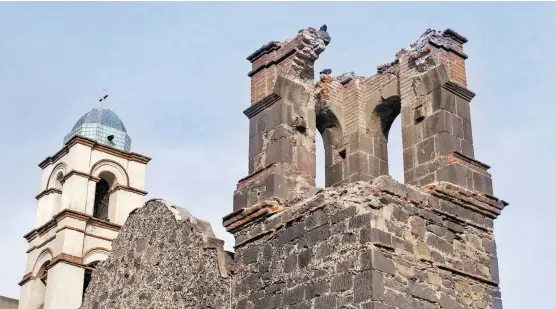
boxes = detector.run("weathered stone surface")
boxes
[81,199,234,309]
[0,295,18,309]
[228,176,504,309]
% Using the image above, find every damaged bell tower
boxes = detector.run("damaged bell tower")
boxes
[226,25,507,309]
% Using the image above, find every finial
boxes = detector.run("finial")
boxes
[98,89,109,108]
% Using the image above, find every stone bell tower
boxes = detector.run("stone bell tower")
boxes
[18,107,151,309]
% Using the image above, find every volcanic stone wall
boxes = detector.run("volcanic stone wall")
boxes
[224,176,505,309]
[80,199,234,309]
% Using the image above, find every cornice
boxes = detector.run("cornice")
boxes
[39,135,151,169]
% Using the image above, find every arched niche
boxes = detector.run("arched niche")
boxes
[316,100,345,187]
[90,159,129,187]
[46,162,66,190]
[366,77,402,177]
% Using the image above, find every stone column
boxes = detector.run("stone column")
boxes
[399,29,493,194]
[44,263,85,309]
[233,26,330,211]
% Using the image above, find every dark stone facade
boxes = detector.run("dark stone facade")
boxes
[80,199,234,309]
[225,176,505,309]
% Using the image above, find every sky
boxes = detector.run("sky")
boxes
[0,2,554,308]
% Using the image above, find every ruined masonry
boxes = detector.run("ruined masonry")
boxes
[80,199,234,309]
[83,25,508,309]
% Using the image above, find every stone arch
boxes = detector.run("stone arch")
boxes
[316,100,345,187]
[366,77,401,176]
[47,162,66,189]
[90,159,129,187]
[32,248,53,276]
[82,247,110,265]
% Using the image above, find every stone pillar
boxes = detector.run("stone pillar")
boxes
[44,263,85,309]
[60,172,90,213]
[399,29,493,194]
[233,26,330,211]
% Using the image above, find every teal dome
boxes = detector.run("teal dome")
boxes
[64,108,132,152]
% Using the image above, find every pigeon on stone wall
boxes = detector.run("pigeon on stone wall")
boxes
[317,24,331,46]
[319,69,332,75]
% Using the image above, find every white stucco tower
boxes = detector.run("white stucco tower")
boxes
[18,108,151,309]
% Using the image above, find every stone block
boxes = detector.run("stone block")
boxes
[362,302,396,309]
[349,132,374,154]
[298,248,312,269]
[263,174,295,201]
[349,172,373,183]
[331,273,353,292]
[436,163,468,189]
[416,137,435,164]
[426,232,453,255]
[242,246,259,264]
[347,152,370,176]
[325,162,344,187]
[460,139,474,158]
[265,101,292,131]
[249,133,264,159]
[354,270,384,303]
[431,88,457,114]
[403,147,415,171]
[349,213,373,229]
[274,75,310,107]
[283,285,305,305]
[233,189,248,211]
[304,281,330,299]
[361,249,395,275]
[373,137,388,161]
[473,171,493,195]
[462,119,473,144]
[360,228,392,247]
[305,209,329,231]
[265,138,293,166]
[296,147,316,178]
[455,96,471,120]
[435,132,461,156]
[314,294,337,309]
[408,281,437,303]
[423,110,452,139]
[249,112,267,137]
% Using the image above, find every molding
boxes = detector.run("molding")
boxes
[243,93,281,118]
[39,135,151,169]
[26,235,55,253]
[90,159,130,186]
[442,81,476,101]
[83,247,111,259]
[429,40,468,59]
[450,151,490,170]
[442,28,468,44]
[247,49,296,77]
[24,209,122,242]
[46,162,67,189]
[247,41,281,62]
[88,217,122,232]
[61,170,101,184]
[48,253,84,269]
[35,188,62,200]
[18,272,33,286]
[84,232,115,242]
[108,184,148,196]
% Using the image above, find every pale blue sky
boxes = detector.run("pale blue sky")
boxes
[0,2,554,308]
